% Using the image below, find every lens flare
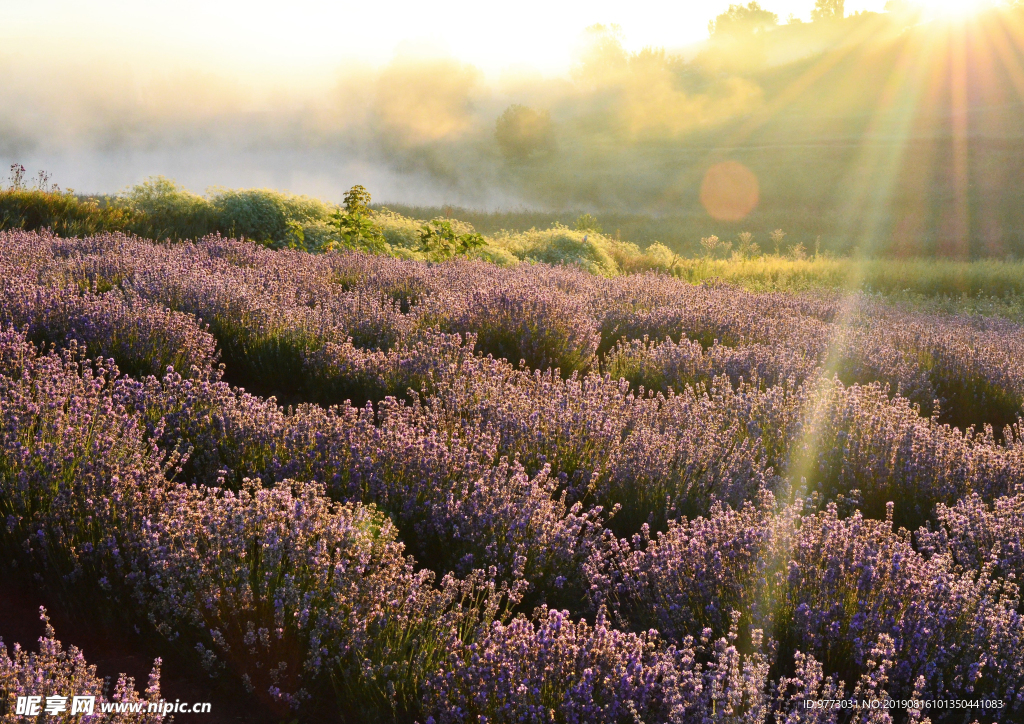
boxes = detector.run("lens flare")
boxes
[699,161,760,222]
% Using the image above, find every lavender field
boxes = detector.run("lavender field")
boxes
[2,228,1024,723]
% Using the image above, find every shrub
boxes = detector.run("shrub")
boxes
[574,213,602,233]
[5,230,1024,722]
[121,177,217,241]
[0,609,164,723]
[918,491,1024,582]
[0,332,170,607]
[327,185,390,254]
[604,335,818,393]
[302,328,475,407]
[497,226,619,276]
[600,381,779,529]
[0,189,131,237]
[589,490,779,642]
[213,188,300,243]
[420,282,600,374]
[595,496,1024,714]
[785,379,1007,527]
[132,479,497,720]
[0,274,218,378]
[425,607,772,724]
[418,219,485,261]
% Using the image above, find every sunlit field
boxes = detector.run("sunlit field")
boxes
[5,2,1024,724]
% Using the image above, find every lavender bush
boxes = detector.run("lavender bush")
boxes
[424,608,771,724]
[0,266,217,378]
[0,329,170,609]
[131,479,465,717]
[0,609,164,723]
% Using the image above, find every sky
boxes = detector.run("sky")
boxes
[2,0,892,76]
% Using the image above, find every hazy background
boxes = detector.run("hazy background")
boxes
[4,0,1024,257]
[1,0,888,203]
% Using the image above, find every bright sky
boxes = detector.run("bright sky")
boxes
[1,0,896,76]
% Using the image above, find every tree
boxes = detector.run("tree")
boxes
[328,185,387,253]
[343,184,372,214]
[495,105,555,162]
[811,0,844,21]
[574,213,602,233]
[572,24,629,84]
[708,2,779,37]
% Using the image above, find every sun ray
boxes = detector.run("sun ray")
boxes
[980,10,1024,100]
[749,20,951,649]
[950,17,972,256]
[662,12,894,209]
[919,0,995,20]
[724,13,895,148]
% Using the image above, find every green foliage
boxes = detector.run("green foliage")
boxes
[0,189,132,237]
[379,204,850,261]
[76,177,378,252]
[119,178,339,246]
[574,213,602,233]
[279,219,311,250]
[770,229,786,256]
[0,164,133,237]
[470,245,519,266]
[122,177,218,241]
[669,255,1024,300]
[331,209,389,253]
[15,172,1024,306]
[344,184,373,214]
[209,190,280,242]
[734,231,760,259]
[418,219,485,261]
[325,185,390,254]
[212,188,290,243]
[489,225,685,277]
[700,235,732,259]
[495,226,614,275]
[375,208,431,250]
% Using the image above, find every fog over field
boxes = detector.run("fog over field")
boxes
[0,1,892,207]
[5,2,1024,256]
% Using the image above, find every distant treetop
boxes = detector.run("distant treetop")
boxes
[343,185,372,214]
[495,105,555,162]
[812,0,845,21]
[708,2,779,37]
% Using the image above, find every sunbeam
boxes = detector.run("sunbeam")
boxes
[920,0,995,19]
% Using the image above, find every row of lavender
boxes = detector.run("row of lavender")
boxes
[1,229,1023,722]
[8,230,1024,425]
